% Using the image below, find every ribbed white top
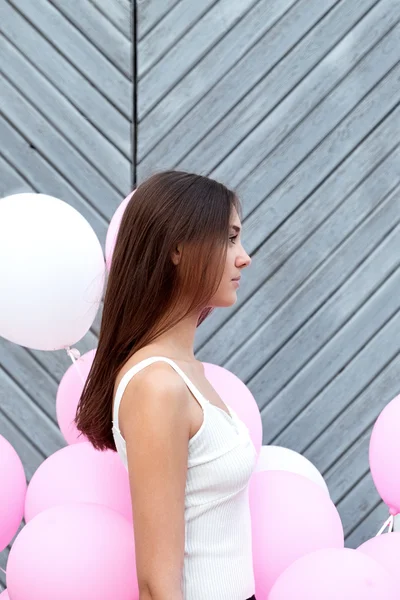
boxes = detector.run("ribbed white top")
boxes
[112,356,257,600]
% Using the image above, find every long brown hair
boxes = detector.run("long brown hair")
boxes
[75,170,241,451]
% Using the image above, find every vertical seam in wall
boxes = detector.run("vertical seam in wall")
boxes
[132,0,138,187]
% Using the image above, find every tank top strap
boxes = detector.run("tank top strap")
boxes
[112,356,209,430]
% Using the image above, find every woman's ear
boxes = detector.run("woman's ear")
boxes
[171,243,182,266]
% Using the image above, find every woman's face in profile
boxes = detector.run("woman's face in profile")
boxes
[209,207,252,308]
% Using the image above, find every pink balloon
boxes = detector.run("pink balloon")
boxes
[25,442,132,523]
[0,435,27,551]
[249,470,344,598]
[56,348,96,444]
[370,394,400,515]
[0,591,9,599]
[202,362,262,455]
[105,191,135,270]
[269,548,397,599]
[358,532,400,592]
[7,503,138,600]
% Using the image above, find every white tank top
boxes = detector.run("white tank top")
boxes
[112,356,257,600]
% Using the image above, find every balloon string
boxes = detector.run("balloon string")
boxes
[0,567,6,574]
[376,514,394,536]
[65,347,86,385]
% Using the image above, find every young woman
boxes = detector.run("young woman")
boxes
[75,171,257,600]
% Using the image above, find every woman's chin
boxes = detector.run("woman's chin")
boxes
[218,293,238,308]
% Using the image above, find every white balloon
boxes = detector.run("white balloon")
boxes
[255,445,330,496]
[0,194,105,351]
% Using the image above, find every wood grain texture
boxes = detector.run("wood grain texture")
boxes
[137,0,299,164]
[177,0,396,177]
[48,0,132,77]
[1,1,131,155]
[0,36,131,197]
[2,76,124,219]
[138,0,260,120]
[345,501,388,548]
[0,156,34,196]
[137,0,181,40]
[194,64,400,351]
[90,0,132,39]
[138,0,218,78]
[273,282,400,451]
[139,0,378,175]
[0,118,108,247]
[8,0,131,117]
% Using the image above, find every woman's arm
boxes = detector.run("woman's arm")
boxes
[120,363,191,600]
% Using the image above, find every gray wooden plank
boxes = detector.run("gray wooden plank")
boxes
[139,0,219,78]
[9,0,131,118]
[211,3,400,185]
[305,350,400,473]
[1,37,131,196]
[238,61,400,245]
[235,22,400,215]
[0,118,108,248]
[137,0,306,165]
[138,0,261,120]
[217,194,400,424]
[137,0,183,40]
[194,65,400,351]
[195,118,400,360]
[219,140,400,380]
[47,0,132,77]
[0,155,34,196]
[181,0,397,177]
[0,1,130,156]
[325,427,372,504]
[345,501,388,548]
[254,223,400,441]
[0,412,44,481]
[142,0,379,174]
[253,213,400,424]
[2,76,124,220]
[0,337,59,423]
[90,0,131,39]
[272,283,400,448]
[0,367,65,457]
[337,472,381,537]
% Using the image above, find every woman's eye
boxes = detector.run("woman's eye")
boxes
[230,236,238,244]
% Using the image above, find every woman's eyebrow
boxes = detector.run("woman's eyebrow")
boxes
[230,225,241,233]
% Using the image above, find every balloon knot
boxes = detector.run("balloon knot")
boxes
[65,346,81,361]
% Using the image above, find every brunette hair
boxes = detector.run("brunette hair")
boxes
[75,170,241,450]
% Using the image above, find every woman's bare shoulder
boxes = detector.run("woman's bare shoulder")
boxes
[115,347,191,432]
[115,346,181,391]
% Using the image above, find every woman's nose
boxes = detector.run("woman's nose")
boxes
[238,251,251,268]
